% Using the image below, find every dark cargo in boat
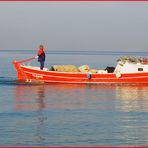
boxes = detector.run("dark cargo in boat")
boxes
[105,66,115,73]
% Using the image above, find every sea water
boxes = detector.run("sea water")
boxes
[0,50,148,146]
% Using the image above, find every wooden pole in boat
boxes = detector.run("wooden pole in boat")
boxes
[17,56,36,64]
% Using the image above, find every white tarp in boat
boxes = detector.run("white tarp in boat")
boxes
[78,65,90,73]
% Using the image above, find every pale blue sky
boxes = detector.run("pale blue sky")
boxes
[0,2,148,51]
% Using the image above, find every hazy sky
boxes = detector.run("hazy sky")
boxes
[0,2,148,51]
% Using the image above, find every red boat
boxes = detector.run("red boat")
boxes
[12,56,148,84]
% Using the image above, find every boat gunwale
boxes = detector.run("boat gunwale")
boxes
[21,64,148,75]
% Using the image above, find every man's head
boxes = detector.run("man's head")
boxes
[39,45,44,49]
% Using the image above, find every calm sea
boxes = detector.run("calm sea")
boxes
[0,50,148,146]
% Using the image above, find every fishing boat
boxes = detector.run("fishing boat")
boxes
[12,56,148,84]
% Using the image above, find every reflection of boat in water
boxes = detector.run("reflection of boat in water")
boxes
[15,85,46,110]
[14,83,148,145]
[12,56,148,84]
[14,83,115,111]
[115,85,148,112]
[14,83,148,112]
[15,84,90,110]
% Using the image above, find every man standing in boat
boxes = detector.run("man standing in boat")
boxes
[36,45,46,70]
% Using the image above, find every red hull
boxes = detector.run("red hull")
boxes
[12,60,148,84]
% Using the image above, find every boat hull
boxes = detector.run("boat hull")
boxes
[12,61,148,84]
